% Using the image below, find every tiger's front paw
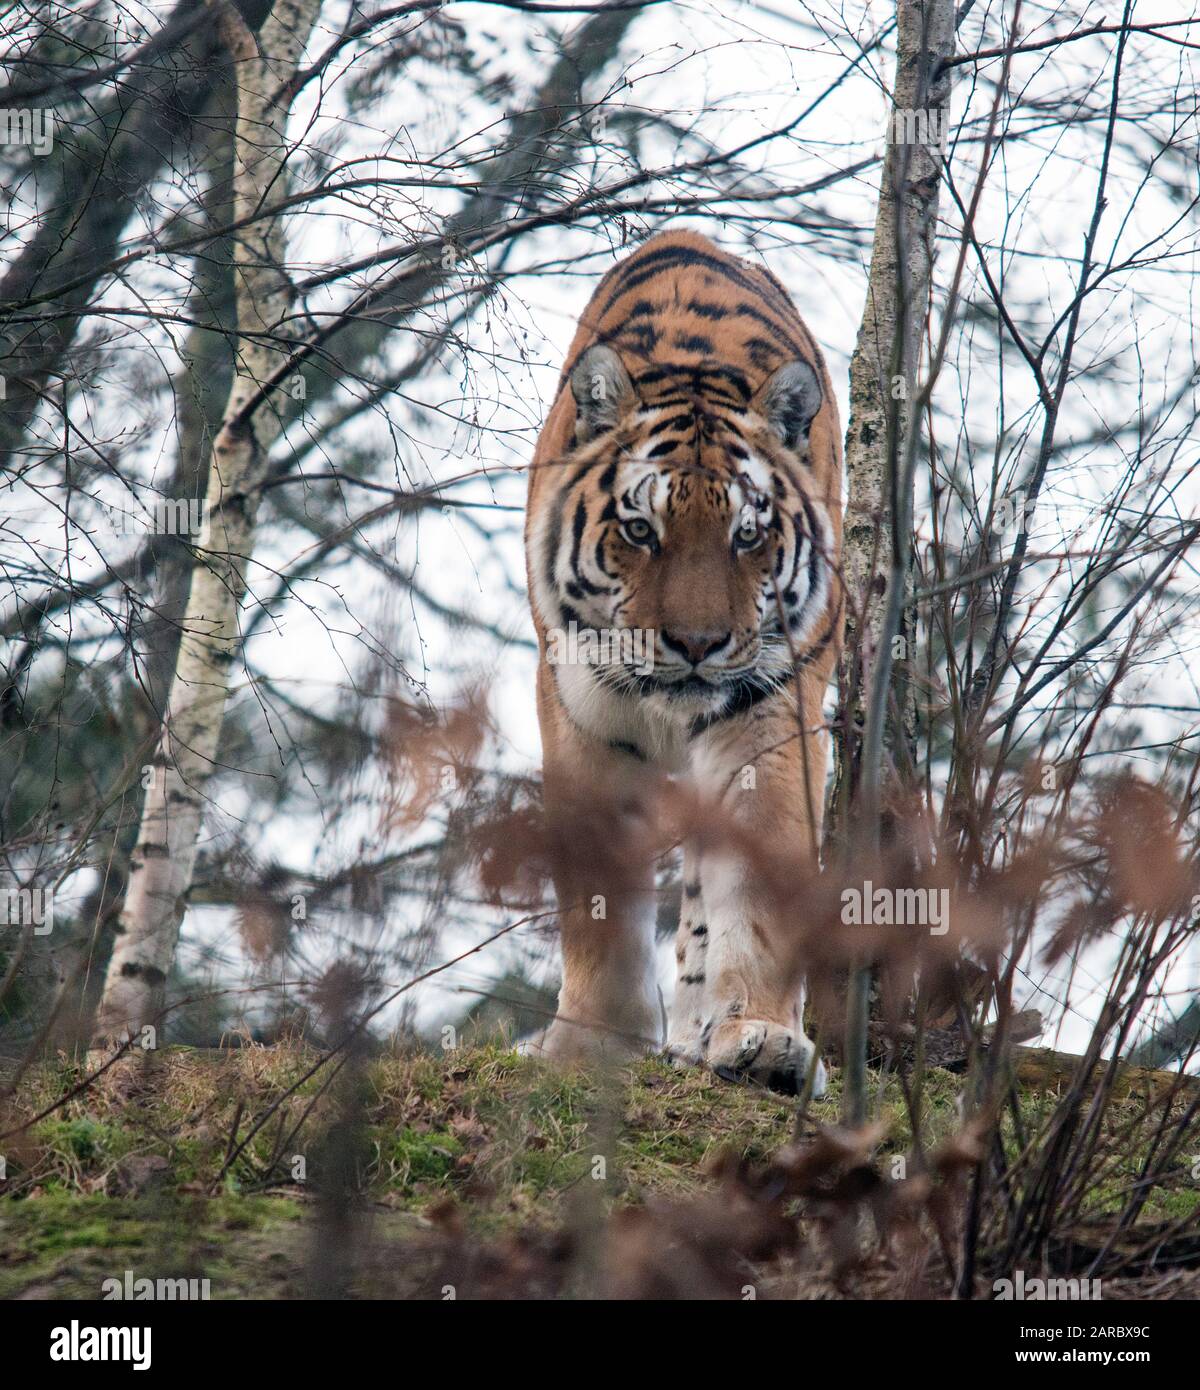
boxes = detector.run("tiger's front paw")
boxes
[706,1018,826,1097]
[662,1036,704,1070]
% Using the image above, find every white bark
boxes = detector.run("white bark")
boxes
[93,0,322,1042]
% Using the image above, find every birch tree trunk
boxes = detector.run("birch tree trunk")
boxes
[831,0,956,1122]
[93,0,322,1043]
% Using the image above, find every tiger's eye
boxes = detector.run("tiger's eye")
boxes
[623,518,654,545]
[736,518,760,547]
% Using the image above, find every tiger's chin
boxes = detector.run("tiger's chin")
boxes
[639,675,732,723]
[641,667,790,723]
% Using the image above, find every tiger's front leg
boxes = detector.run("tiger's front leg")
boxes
[671,694,828,1096]
[538,698,663,1062]
[665,846,708,1066]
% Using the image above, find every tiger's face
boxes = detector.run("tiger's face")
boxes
[536,344,831,724]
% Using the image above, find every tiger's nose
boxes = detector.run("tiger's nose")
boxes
[660,628,731,665]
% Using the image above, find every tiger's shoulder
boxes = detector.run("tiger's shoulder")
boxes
[529,230,841,514]
[563,230,831,399]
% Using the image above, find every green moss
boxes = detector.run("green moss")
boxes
[1146,1186,1200,1221]
[36,1116,127,1164]
[0,1192,303,1299]
[385,1126,464,1190]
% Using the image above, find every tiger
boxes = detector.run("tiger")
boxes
[524,230,843,1094]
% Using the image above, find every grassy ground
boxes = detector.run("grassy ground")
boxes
[1,1044,1196,1298]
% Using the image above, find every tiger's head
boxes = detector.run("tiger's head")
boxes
[536,343,833,725]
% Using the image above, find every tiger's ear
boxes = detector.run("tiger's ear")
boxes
[755,359,823,451]
[570,344,636,443]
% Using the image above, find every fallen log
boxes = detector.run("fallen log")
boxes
[1011,1046,1200,1102]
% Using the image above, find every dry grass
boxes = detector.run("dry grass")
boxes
[1,1041,1197,1298]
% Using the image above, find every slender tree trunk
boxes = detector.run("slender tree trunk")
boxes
[82,0,635,1045]
[93,0,322,1043]
[48,81,238,1047]
[832,0,956,1124]
[144,71,238,718]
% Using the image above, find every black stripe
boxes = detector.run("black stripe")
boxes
[673,332,715,354]
[686,298,729,320]
[601,245,796,325]
[542,511,561,595]
[745,335,782,370]
[609,739,646,762]
[784,511,806,590]
[569,498,588,579]
[731,303,806,362]
[593,534,618,580]
[799,496,823,623]
[648,413,695,435]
